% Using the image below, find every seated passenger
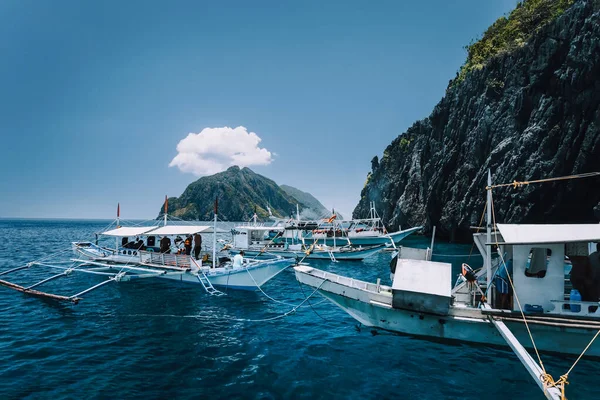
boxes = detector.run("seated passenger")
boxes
[122,237,129,248]
[135,238,145,250]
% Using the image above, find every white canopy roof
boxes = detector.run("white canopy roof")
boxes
[235,225,284,231]
[496,224,600,245]
[101,227,158,237]
[148,225,212,236]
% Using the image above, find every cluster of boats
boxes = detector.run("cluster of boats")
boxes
[0,201,422,299]
[229,203,422,261]
[2,173,600,398]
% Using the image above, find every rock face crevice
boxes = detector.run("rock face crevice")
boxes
[354,1,600,242]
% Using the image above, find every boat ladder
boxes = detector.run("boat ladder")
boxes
[195,270,225,296]
[190,258,225,296]
[328,250,337,262]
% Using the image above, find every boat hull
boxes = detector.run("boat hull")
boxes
[294,266,600,357]
[277,226,422,247]
[243,245,383,261]
[203,258,293,290]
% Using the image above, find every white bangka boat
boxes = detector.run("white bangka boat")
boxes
[277,202,422,247]
[230,225,384,261]
[295,172,600,399]
[0,200,294,302]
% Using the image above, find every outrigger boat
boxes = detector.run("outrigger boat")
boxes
[295,172,600,399]
[229,225,384,261]
[277,202,422,247]
[0,199,294,303]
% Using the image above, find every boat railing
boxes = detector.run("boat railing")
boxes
[550,300,600,317]
[139,251,191,269]
[309,267,387,293]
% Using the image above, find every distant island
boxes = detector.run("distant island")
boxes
[158,166,333,221]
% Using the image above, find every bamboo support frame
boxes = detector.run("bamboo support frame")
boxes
[0,278,81,303]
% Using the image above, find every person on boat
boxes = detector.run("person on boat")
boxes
[174,235,182,249]
[233,250,244,269]
[184,235,192,255]
[159,236,171,254]
[569,255,591,300]
[588,243,600,300]
[495,258,513,309]
[122,237,129,248]
[193,233,202,260]
[135,237,145,251]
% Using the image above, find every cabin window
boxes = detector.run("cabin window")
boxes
[524,248,551,278]
[147,236,156,247]
[250,230,263,243]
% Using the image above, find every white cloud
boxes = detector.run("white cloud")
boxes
[169,126,273,175]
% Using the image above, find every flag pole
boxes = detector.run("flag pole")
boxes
[164,195,168,226]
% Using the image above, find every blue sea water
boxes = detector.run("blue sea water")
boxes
[0,219,598,399]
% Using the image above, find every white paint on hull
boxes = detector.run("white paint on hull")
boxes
[295,268,600,357]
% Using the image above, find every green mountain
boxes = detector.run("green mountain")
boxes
[158,166,326,221]
[280,184,342,219]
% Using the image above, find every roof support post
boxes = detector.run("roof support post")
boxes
[486,170,493,291]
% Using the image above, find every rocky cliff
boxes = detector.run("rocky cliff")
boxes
[159,166,324,221]
[354,0,600,242]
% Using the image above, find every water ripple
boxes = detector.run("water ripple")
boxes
[0,220,598,399]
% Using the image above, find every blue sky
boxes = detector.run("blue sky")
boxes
[0,0,518,219]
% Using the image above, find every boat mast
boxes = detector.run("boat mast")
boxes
[296,204,301,245]
[213,197,218,269]
[486,170,492,291]
[116,203,120,251]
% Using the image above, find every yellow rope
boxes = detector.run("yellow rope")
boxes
[490,193,546,372]
[565,328,600,375]
[486,171,600,398]
[541,373,568,400]
[486,171,600,190]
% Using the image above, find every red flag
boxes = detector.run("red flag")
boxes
[117,203,120,218]
[214,197,218,214]
[164,195,168,214]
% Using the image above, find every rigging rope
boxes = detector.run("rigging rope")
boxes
[485,171,600,399]
[486,171,600,190]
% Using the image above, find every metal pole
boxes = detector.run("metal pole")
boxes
[213,212,217,269]
[486,170,493,290]
[430,226,436,261]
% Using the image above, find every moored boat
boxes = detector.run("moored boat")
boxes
[294,172,600,399]
[0,198,295,302]
[276,201,423,247]
[230,225,384,261]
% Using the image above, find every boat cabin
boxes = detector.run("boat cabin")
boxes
[233,226,285,249]
[473,224,600,316]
